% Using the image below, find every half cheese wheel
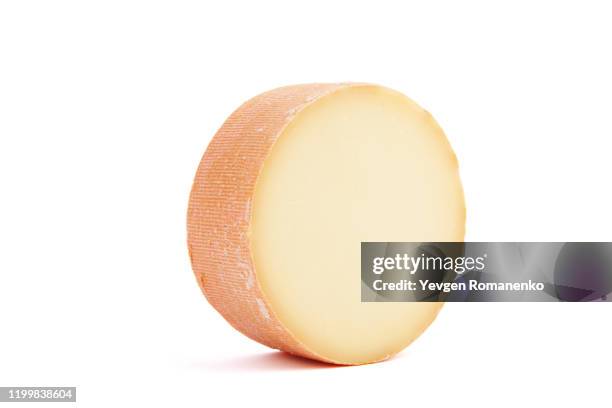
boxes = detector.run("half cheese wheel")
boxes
[188,83,465,365]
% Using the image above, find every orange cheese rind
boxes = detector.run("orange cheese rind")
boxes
[189,84,356,364]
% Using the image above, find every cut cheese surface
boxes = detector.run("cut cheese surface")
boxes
[188,83,465,365]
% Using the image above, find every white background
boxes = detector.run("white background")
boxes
[1,1,611,407]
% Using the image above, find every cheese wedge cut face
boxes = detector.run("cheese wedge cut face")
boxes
[188,84,465,365]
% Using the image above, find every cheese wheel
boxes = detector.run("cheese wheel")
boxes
[188,83,465,365]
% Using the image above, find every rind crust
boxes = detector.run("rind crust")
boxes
[188,83,355,364]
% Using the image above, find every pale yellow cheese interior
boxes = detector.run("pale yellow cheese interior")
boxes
[250,85,465,364]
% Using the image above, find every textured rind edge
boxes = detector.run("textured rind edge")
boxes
[187,83,457,365]
[188,83,356,364]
